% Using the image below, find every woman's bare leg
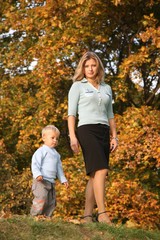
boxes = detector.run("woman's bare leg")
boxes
[82,178,96,222]
[93,169,111,223]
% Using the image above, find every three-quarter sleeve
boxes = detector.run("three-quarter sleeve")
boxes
[107,86,114,119]
[68,82,80,117]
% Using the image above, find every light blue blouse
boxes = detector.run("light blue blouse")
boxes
[68,78,114,127]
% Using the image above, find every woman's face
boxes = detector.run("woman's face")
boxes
[84,58,98,81]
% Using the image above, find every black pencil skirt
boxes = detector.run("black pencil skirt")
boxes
[77,124,110,175]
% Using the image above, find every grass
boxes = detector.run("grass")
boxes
[0,215,160,240]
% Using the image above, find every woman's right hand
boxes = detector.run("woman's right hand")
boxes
[68,116,79,154]
[70,137,80,154]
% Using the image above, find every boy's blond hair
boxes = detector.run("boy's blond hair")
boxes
[42,125,60,137]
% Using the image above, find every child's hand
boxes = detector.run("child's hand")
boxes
[36,175,43,181]
[63,182,69,189]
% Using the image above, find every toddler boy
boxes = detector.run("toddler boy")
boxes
[30,125,68,217]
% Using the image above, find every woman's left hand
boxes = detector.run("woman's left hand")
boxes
[110,138,118,152]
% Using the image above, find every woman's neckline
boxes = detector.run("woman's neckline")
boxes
[87,80,99,89]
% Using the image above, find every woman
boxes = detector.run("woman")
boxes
[68,52,118,224]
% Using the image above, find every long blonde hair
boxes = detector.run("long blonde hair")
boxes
[73,52,105,83]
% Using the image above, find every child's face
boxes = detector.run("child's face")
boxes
[42,130,59,148]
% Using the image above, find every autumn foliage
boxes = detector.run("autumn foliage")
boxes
[0,0,160,230]
[107,106,160,229]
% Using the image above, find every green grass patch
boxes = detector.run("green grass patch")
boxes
[0,215,159,240]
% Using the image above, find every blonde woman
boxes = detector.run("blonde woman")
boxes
[68,52,118,224]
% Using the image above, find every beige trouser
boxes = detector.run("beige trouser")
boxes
[30,179,56,217]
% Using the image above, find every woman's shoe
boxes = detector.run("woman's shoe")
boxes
[80,215,93,223]
[96,211,112,225]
